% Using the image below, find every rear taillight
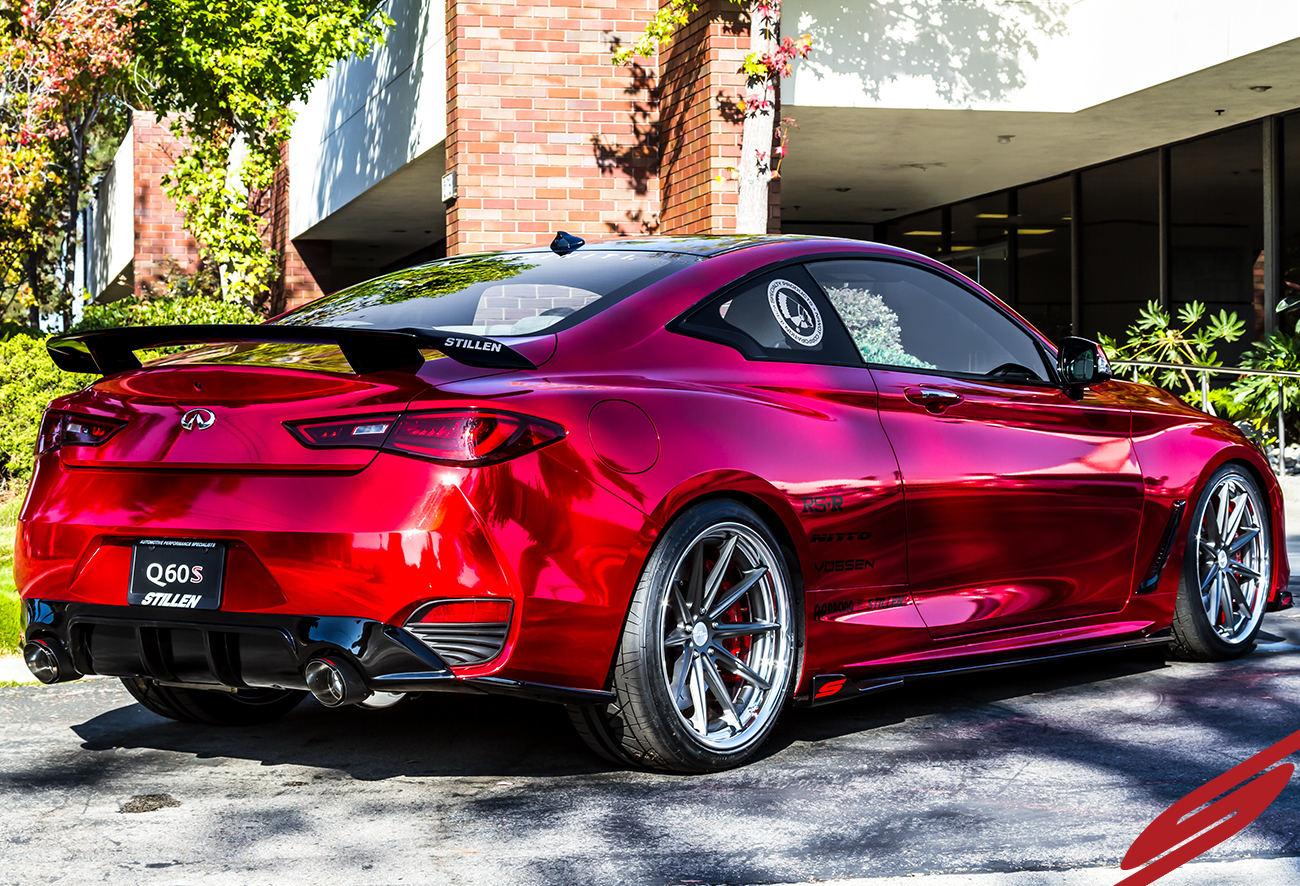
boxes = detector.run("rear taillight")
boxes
[404,598,513,666]
[285,409,565,466]
[36,410,126,454]
[286,414,401,449]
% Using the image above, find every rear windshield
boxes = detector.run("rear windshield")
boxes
[275,250,698,336]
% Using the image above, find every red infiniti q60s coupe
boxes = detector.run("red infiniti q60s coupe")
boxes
[16,234,1292,772]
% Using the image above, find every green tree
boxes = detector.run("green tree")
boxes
[0,0,135,325]
[133,0,391,308]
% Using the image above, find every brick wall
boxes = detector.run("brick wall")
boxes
[129,112,323,312]
[444,0,663,255]
[131,112,200,296]
[658,1,780,236]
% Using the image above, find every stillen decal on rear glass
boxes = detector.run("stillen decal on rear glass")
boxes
[767,279,823,346]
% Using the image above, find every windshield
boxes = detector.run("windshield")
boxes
[275,250,698,336]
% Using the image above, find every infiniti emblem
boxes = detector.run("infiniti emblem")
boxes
[180,408,216,431]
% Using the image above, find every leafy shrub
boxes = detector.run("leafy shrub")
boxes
[0,296,260,483]
[74,294,258,331]
[0,595,19,654]
[0,333,87,483]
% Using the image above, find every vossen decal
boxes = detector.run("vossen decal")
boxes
[813,594,908,620]
[810,531,872,543]
[441,336,503,354]
[767,279,823,347]
[814,558,875,573]
[802,495,843,513]
[138,592,205,608]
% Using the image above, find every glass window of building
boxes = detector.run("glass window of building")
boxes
[1016,176,1072,344]
[885,209,944,259]
[1079,151,1159,342]
[1281,114,1300,329]
[1170,123,1264,360]
[940,194,1011,302]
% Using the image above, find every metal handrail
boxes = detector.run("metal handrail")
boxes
[1111,359,1296,479]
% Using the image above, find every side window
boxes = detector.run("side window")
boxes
[806,259,1052,381]
[674,264,860,365]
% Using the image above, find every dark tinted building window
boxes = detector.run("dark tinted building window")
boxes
[1170,123,1264,361]
[1080,151,1159,342]
[1016,176,1073,344]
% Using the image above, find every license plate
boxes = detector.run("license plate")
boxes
[128,539,226,610]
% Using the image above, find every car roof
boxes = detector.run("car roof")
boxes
[496,234,843,258]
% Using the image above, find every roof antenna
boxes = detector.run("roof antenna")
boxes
[550,231,585,255]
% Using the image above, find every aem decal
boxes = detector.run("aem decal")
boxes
[767,279,823,347]
[802,495,843,514]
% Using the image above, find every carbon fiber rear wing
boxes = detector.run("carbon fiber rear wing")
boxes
[46,325,538,376]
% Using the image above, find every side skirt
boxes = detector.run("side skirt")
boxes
[795,628,1173,707]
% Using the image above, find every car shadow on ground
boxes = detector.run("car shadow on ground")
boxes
[57,611,1300,782]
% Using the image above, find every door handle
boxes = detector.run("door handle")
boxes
[905,387,963,413]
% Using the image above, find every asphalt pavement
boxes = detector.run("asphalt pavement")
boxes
[2,521,1299,885]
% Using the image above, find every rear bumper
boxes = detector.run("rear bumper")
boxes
[22,599,614,705]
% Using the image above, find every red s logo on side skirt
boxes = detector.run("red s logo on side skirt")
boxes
[1117,727,1300,886]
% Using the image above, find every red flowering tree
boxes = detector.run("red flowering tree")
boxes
[0,0,135,324]
[613,0,810,235]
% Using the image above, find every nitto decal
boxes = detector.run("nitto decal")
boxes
[442,336,503,354]
[767,279,823,347]
[810,531,871,543]
[139,592,205,608]
[802,495,843,513]
[813,595,908,620]
[814,558,875,573]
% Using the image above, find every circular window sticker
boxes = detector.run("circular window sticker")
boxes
[767,279,824,347]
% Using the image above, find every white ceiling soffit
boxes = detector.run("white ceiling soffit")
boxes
[294,143,447,270]
[780,0,1300,223]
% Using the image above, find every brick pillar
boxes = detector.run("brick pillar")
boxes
[445,0,661,256]
[659,0,780,236]
[132,112,201,297]
[269,142,325,313]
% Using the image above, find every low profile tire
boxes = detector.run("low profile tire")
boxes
[121,678,307,726]
[569,499,798,772]
[1169,464,1272,661]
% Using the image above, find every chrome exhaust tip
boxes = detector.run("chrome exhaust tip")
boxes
[304,657,369,707]
[23,638,80,684]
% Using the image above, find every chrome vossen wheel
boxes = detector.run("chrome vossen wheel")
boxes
[568,500,797,772]
[1171,465,1272,660]
[657,521,794,753]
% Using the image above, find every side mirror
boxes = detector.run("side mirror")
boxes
[1057,337,1113,388]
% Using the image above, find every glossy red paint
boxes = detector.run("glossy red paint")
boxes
[16,236,1289,713]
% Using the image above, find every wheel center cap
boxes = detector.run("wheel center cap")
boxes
[1216,549,1229,570]
[691,621,710,647]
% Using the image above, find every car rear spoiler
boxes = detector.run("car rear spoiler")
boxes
[46,325,538,376]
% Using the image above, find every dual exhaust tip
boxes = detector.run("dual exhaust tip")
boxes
[304,656,370,707]
[25,638,377,708]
